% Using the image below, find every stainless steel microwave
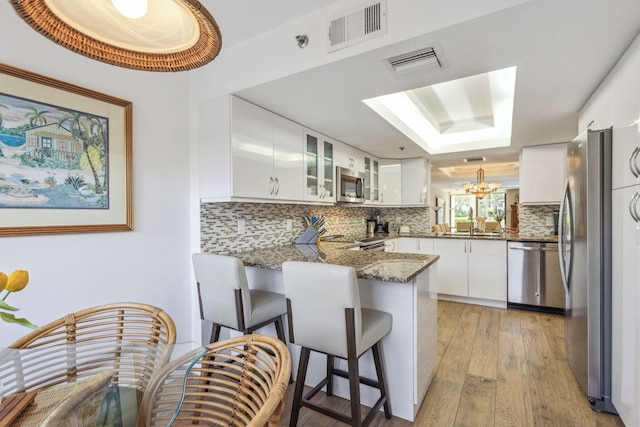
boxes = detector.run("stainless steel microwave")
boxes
[337,166,365,203]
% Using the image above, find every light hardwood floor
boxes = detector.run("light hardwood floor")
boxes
[279,301,625,426]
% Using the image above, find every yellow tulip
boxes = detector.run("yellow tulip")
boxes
[6,270,29,292]
[0,272,7,292]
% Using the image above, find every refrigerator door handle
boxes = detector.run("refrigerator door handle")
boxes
[558,181,573,295]
[630,191,640,222]
[630,146,640,178]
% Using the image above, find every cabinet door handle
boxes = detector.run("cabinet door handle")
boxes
[274,178,280,195]
[464,241,467,253]
[630,147,640,178]
[419,192,423,203]
[629,192,640,222]
[269,177,274,195]
[469,241,472,253]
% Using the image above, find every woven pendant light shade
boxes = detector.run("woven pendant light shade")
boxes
[10,0,222,72]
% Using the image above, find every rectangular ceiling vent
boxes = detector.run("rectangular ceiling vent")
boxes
[328,0,386,53]
[463,156,487,163]
[386,47,442,75]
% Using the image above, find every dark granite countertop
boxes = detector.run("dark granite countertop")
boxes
[353,232,558,243]
[230,241,439,283]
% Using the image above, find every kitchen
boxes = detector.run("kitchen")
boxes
[0,0,639,425]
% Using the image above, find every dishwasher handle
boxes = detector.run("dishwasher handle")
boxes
[508,244,540,251]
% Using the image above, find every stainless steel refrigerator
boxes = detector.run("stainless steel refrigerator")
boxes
[559,128,616,413]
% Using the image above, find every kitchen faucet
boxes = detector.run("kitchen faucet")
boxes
[468,207,475,236]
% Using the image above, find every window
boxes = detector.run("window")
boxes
[450,192,506,229]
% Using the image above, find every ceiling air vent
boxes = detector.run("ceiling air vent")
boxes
[463,157,487,163]
[386,47,442,75]
[328,0,386,53]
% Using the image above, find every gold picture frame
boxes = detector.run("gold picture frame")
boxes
[0,63,132,236]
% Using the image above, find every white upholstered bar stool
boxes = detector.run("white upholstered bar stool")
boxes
[192,253,287,343]
[282,261,392,427]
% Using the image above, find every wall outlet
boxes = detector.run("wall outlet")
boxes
[546,216,554,226]
[237,218,245,234]
[286,219,292,231]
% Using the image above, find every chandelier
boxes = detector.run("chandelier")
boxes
[463,166,501,199]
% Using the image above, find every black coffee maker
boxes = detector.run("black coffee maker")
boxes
[553,211,560,235]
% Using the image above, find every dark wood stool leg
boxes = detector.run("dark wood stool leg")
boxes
[372,341,392,418]
[347,355,362,427]
[290,347,311,427]
[210,323,222,343]
[275,316,286,342]
[326,355,335,396]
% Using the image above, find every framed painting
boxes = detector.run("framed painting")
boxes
[0,63,132,236]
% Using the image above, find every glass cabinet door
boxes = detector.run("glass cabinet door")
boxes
[364,157,371,200]
[372,159,379,202]
[323,140,334,200]
[303,129,334,202]
[305,133,319,197]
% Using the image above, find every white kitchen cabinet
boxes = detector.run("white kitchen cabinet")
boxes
[230,96,274,199]
[611,186,640,427]
[433,238,469,297]
[200,95,303,202]
[391,237,434,255]
[519,144,567,205]
[378,159,401,205]
[272,115,305,200]
[433,238,507,302]
[416,238,434,254]
[401,158,429,206]
[467,240,507,301]
[396,237,417,253]
[303,129,335,203]
[335,141,365,172]
[384,238,398,253]
[232,99,303,200]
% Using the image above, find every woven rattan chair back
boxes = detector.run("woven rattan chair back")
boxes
[138,334,291,427]
[1,302,176,395]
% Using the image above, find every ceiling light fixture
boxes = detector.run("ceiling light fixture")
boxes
[111,0,148,19]
[463,166,501,199]
[10,0,222,72]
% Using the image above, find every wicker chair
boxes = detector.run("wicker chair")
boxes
[1,302,177,395]
[138,334,291,427]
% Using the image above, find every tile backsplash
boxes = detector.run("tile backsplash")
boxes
[200,202,430,254]
[518,204,560,236]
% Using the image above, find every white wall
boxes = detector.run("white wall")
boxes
[0,2,195,345]
[188,0,533,102]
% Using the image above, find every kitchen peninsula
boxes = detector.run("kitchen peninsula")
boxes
[229,241,439,422]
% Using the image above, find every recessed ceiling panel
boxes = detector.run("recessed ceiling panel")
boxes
[363,66,517,154]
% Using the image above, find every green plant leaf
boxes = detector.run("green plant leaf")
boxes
[0,299,19,311]
[0,312,39,329]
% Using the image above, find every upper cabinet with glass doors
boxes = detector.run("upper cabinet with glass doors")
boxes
[303,129,335,203]
[364,155,380,204]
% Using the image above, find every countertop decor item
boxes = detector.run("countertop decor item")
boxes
[9,0,222,72]
[0,270,37,329]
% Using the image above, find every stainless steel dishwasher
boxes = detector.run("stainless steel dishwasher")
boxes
[507,241,565,314]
